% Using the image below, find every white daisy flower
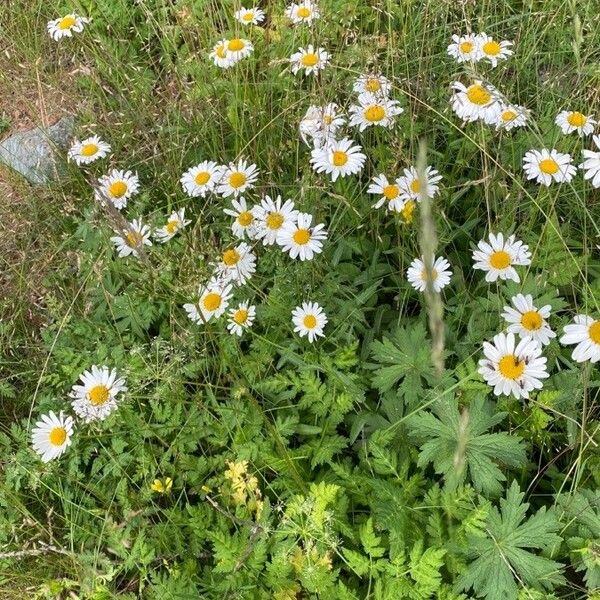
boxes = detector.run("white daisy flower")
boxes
[96,169,140,209]
[581,134,600,188]
[217,159,259,198]
[478,332,549,399]
[253,195,299,245]
[223,197,258,239]
[31,411,74,463]
[352,74,392,97]
[560,315,600,363]
[286,0,320,24]
[110,218,152,258]
[154,208,191,243]
[277,212,327,261]
[406,256,452,293]
[501,294,556,346]
[224,38,254,63]
[450,80,500,124]
[235,7,266,25]
[290,45,329,76]
[180,161,222,198]
[210,39,235,69]
[367,174,405,211]
[310,137,366,182]
[47,14,90,41]
[68,135,111,165]
[447,33,482,63]
[185,283,233,323]
[494,104,529,131]
[214,243,257,286]
[348,92,403,132]
[299,103,345,148]
[397,165,442,201]
[523,149,576,186]
[292,301,327,343]
[69,365,127,423]
[555,110,596,137]
[227,302,256,336]
[472,232,531,283]
[476,33,513,67]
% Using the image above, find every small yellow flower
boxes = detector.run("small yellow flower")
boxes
[151,477,173,494]
[201,484,212,493]
[400,200,416,224]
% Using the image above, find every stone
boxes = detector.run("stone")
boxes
[0,116,75,185]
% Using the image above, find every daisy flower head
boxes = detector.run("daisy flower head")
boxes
[310,137,366,182]
[495,104,529,131]
[217,159,259,198]
[110,218,152,258]
[69,365,127,423]
[476,33,513,67]
[277,212,327,261]
[560,315,600,363]
[68,135,111,166]
[472,232,531,283]
[185,282,234,323]
[352,74,392,97]
[450,80,500,124]
[398,165,442,201]
[348,93,403,132]
[96,169,140,209]
[292,302,327,343]
[501,294,556,346]
[224,37,254,64]
[581,134,600,188]
[478,332,548,399]
[214,242,257,286]
[523,149,576,186]
[555,110,596,137]
[286,0,320,25]
[290,45,329,76]
[447,33,482,63]
[235,7,266,25]
[155,208,191,243]
[180,160,222,198]
[223,197,258,240]
[367,174,405,211]
[253,195,299,245]
[227,301,257,336]
[210,39,235,69]
[31,411,74,463]
[47,14,90,41]
[407,256,452,293]
[299,103,345,148]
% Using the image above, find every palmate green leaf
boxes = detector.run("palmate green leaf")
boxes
[406,395,526,496]
[456,481,564,600]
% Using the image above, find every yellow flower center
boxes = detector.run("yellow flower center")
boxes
[323,115,333,125]
[242,13,253,21]
[498,354,525,380]
[589,321,600,344]
[489,250,511,270]
[195,171,210,185]
[203,292,222,311]
[539,159,559,175]
[126,231,142,247]
[421,268,439,281]
[459,41,474,53]
[293,229,311,245]
[58,15,77,30]
[216,45,227,59]
[89,385,110,406]
[364,105,386,122]
[521,311,543,331]
[223,248,241,266]
[234,309,248,324]
[567,111,587,127]
[410,178,421,194]
[383,184,399,200]
[466,84,492,106]
[228,38,245,51]
[238,211,253,226]
[229,172,247,188]
[109,181,128,198]
[303,314,317,329]
[501,110,517,122]
[266,212,284,229]
[332,150,348,166]
[401,200,416,223]
[166,220,179,234]
[81,143,98,157]
[297,6,311,17]
[301,53,319,67]
[365,78,382,92]
[483,40,502,56]
[49,427,67,446]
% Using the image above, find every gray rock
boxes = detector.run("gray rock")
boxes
[0,116,75,185]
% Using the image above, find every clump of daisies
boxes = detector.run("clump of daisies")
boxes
[47,13,90,40]
[447,32,513,67]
